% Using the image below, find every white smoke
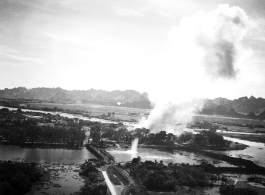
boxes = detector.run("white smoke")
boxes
[139,5,252,135]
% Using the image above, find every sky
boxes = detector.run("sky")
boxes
[0,0,265,100]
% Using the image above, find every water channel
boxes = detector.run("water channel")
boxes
[1,105,265,194]
[0,105,264,166]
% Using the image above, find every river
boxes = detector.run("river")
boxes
[1,105,264,166]
[222,136,265,167]
[0,145,95,164]
[1,105,265,194]
[107,146,235,167]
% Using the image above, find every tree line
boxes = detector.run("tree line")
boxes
[0,109,89,148]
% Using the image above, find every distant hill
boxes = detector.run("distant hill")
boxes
[1,87,265,115]
[201,104,243,118]
[204,96,265,115]
[203,96,265,120]
[0,87,151,109]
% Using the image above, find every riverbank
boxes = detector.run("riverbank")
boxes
[219,132,265,144]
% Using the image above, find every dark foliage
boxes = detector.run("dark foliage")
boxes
[80,160,104,184]
[78,183,107,195]
[194,130,225,147]
[0,161,44,195]
[0,111,86,148]
[78,160,106,195]
[129,160,213,192]
[219,185,258,195]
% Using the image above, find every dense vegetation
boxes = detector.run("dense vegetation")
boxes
[93,124,150,144]
[193,130,226,146]
[0,161,45,195]
[95,122,226,148]
[128,160,214,192]
[147,131,176,145]
[0,124,85,148]
[78,183,107,195]
[0,108,96,148]
[219,185,258,195]
[78,159,106,195]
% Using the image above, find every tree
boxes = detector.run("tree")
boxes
[194,133,209,146]
[132,156,141,164]
[0,108,9,112]
[133,128,150,143]
[90,125,101,144]
[193,131,225,147]
[178,132,193,143]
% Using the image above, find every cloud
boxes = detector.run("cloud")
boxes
[115,8,142,17]
[0,47,47,67]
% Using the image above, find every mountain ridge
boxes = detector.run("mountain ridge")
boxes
[1,87,265,114]
[204,96,265,114]
[0,87,151,109]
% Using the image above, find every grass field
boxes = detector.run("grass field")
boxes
[27,103,150,121]
[27,102,265,129]
[193,114,265,126]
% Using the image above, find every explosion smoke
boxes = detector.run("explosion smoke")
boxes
[197,5,250,79]
[140,5,252,135]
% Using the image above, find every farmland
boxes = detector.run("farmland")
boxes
[27,102,150,121]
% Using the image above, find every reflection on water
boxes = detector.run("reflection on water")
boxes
[107,147,235,167]
[222,136,265,167]
[0,145,96,164]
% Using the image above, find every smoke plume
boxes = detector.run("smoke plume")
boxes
[139,5,252,135]
[196,5,250,79]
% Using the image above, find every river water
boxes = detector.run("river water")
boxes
[222,136,265,167]
[0,105,264,166]
[107,147,235,167]
[0,145,95,164]
[1,105,265,194]
[0,145,97,195]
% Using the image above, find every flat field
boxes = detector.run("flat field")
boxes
[26,103,265,133]
[193,114,265,126]
[27,103,150,121]
[27,103,265,124]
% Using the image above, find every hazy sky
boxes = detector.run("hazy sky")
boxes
[1,0,265,99]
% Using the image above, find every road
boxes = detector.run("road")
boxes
[101,165,144,195]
